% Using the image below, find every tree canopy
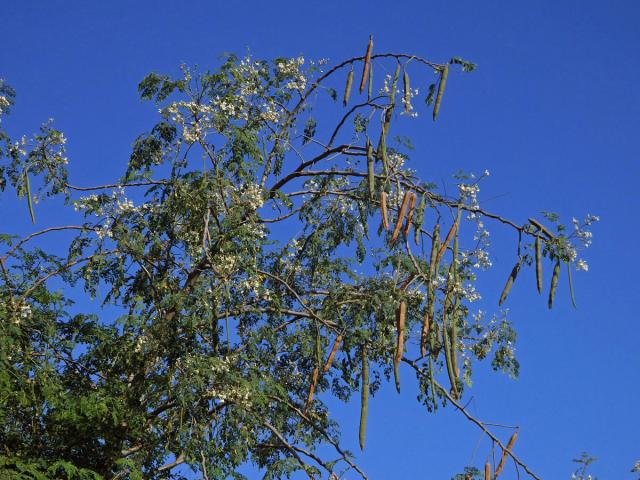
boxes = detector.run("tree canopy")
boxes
[0,42,598,480]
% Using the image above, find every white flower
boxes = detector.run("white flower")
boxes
[576,259,589,272]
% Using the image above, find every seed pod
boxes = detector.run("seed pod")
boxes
[413,194,427,245]
[380,191,389,230]
[304,366,320,412]
[367,61,373,101]
[494,431,518,478]
[390,191,412,246]
[343,68,354,107]
[548,260,560,309]
[432,64,449,121]
[498,257,524,306]
[535,236,543,294]
[394,301,406,393]
[435,210,460,266]
[359,348,369,451]
[322,334,343,373]
[528,218,554,238]
[451,293,460,380]
[403,68,411,114]
[485,461,491,480]
[566,262,577,308]
[428,223,441,279]
[377,123,389,174]
[403,192,417,238]
[442,262,459,399]
[359,36,373,94]
[24,170,35,224]
[420,307,430,358]
[366,140,375,200]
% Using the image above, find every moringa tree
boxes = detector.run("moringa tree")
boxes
[0,40,597,480]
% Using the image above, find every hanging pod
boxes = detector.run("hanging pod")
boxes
[366,140,375,200]
[566,262,577,308]
[394,301,406,393]
[24,170,36,224]
[322,333,343,373]
[494,431,518,478]
[380,191,390,230]
[304,366,320,412]
[359,348,369,451]
[390,191,412,245]
[498,257,525,306]
[343,67,354,106]
[442,262,460,399]
[432,64,449,121]
[484,461,491,480]
[535,235,543,294]
[403,192,417,238]
[435,209,460,266]
[403,68,411,114]
[420,307,430,358]
[548,259,561,309]
[359,36,373,94]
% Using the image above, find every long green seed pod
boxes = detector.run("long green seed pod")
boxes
[25,170,35,224]
[428,355,437,410]
[366,139,375,199]
[390,63,401,104]
[422,223,441,357]
[433,64,449,121]
[494,431,518,478]
[359,348,369,451]
[442,262,459,399]
[377,123,389,175]
[343,68,354,106]
[390,191,412,246]
[359,36,373,94]
[535,236,543,294]
[380,191,389,230]
[498,257,524,306]
[394,301,406,393]
[566,262,577,308]
[413,194,427,245]
[451,293,460,380]
[403,68,411,114]
[548,260,561,309]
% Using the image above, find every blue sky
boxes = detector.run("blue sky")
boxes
[2,1,639,478]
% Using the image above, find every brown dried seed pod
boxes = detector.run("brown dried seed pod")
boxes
[380,191,390,230]
[359,36,373,94]
[548,259,561,309]
[433,64,449,121]
[485,461,491,480]
[343,68,354,106]
[359,348,369,451]
[390,191,412,245]
[394,301,406,393]
[494,431,518,478]
[435,210,460,266]
[498,257,524,306]
[535,235,543,294]
[322,334,343,373]
[304,366,320,412]
[403,192,417,237]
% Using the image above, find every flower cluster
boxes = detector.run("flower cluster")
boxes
[276,56,307,91]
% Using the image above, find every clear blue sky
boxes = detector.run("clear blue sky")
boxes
[2,1,639,478]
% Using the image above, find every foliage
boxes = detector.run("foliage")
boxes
[0,46,598,479]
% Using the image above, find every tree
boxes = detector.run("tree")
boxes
[0,41,598,479]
